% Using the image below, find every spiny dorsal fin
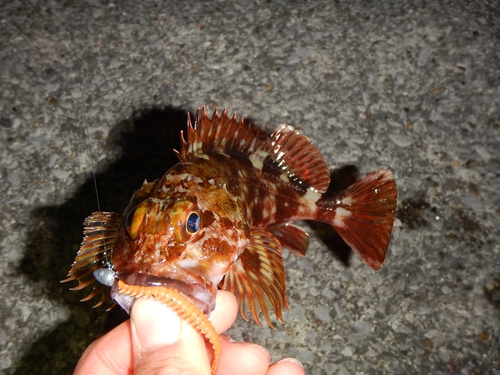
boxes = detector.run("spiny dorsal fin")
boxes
[178,106,267,162]
[253,124,331,193]
[178,107,330,193]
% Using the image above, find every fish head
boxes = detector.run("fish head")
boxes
[109,174,249,316]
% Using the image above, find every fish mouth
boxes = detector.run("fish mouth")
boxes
[110,271,217,316]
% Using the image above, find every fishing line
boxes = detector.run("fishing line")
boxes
[78,76,115,269]
[76,67,114,270]
[78,81,102,213]
[66,12,114,270]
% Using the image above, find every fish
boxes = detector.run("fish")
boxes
[63,106,397,372]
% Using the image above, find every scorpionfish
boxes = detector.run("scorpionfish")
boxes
[64,106,398,328]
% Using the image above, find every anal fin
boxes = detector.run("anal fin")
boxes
[267,222,310,257]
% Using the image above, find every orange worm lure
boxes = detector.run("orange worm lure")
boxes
[117,280,221,374]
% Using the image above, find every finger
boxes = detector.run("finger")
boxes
[267,358,305,375]
[73,320,133,375]
[215,337,270,375]
[131,297,211,375]
[209,290,238,334]
[74,290,238,375]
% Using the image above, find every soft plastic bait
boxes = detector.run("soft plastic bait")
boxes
[117,280,221,374]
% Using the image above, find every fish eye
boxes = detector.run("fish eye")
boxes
[171,201,202,242]
[186,212,200,233]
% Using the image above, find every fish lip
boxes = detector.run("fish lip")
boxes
[110,271,217,316]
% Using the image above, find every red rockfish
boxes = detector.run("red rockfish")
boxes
[64,107,398,328]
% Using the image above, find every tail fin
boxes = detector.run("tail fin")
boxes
[321,170,397,270]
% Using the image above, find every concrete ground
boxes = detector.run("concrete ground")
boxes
[1,1,499,374]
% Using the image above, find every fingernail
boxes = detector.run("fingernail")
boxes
[276,357,304,369]
[249,344,270,361]
[131,298,182,349]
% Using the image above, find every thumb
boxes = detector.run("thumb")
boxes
[131,297,211,375]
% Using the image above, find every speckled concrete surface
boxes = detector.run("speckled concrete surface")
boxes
[1,1,499,374]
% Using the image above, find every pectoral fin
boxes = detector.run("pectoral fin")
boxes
[62,211,122,308]
[222,227,288,327]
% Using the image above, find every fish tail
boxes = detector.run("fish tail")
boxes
[317,170,398,270]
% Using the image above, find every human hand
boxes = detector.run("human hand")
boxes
[73,290,305,375]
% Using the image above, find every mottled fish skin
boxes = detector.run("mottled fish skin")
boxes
[63,106,398,327]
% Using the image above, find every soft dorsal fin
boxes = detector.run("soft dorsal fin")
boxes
[177,106,267,162]
[254,124,331,193]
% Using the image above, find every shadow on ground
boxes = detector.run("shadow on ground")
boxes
[15,106,359,374]
[16,106,189,374]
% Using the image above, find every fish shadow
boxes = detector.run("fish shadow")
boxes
[16,106,189,375]
[15,107,358,374]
